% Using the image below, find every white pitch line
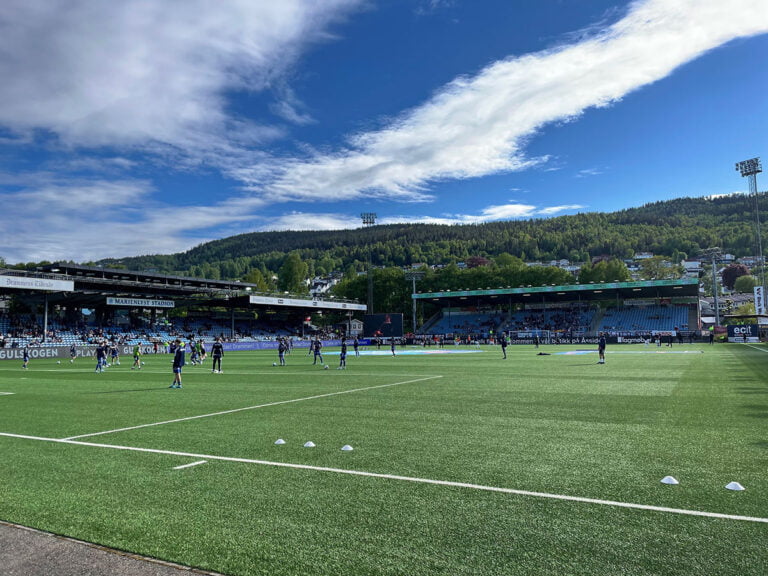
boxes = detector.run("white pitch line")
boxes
[744,343,768,353]
[0,392,14,396]
[1,431,765,524]
[173,460,207,470]
[62,375,443,440]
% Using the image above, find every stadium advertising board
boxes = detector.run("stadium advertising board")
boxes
[107,297,175,308]
[727,324,759,343]
[0,275,74,292]
[249,295,366,311]
[363,313,404,338]
[754,286,765,316]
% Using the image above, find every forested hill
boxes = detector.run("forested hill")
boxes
[95,193,765,279]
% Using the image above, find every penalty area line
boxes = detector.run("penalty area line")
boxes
[1,431,766,525]
[62,375,443,441]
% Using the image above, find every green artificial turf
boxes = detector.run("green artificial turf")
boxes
[0,342,766,575]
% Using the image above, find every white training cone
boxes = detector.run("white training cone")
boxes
[304,441,316,448]
[341,445,354,451]
[660,476,679,485]
[274,439,286,445]
[725,482,745,491]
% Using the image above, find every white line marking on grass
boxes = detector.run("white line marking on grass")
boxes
[62,375,443,441]
[0,392,14,396]
[744,343,768,353]
[1,431,766,524]
[173,460,207,470]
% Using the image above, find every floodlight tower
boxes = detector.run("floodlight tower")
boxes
[735,157,765,311]
[404,270,426,333]
[360,212,377,313]
[700,247,722,326]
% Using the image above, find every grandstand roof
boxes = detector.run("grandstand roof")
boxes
[1,263,364,312]
[413,278,699,305]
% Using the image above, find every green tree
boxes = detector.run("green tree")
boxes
[637,257,683,280]
[242,268,269,292]
[278,252,309,294]
[721,263,750,291]
[733,275,758,294]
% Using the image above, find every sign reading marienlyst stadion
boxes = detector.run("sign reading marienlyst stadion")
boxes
[0,275,74,292]
[107,297,175,308]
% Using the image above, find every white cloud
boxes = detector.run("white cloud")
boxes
[0,175,261,263]
[245,0,768,204]
[252,202,586,234]
[0,0,361,153]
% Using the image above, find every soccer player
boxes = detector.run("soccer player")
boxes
[390,338,396,357]
[338,337,347,369]
[131,343,142,369]
[95,342,107,373]
[500,332,508,359]
[353,336,360,357]
[598,333,606,364]
[210,337,224,373]
[69,343,77,363]
[22,345,30,369]
[188,337,198,365]
[278,337,287,366]
[170,339,185,388]
[110,342,120,366]
[312,338,323,365]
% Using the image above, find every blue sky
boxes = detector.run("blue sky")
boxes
[1,0,767,264]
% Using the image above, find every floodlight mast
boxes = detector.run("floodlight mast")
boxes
[404,270,426,333]
[736,157,765,312]
[360,212,377,313]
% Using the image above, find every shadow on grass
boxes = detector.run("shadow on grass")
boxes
[736,386,768,394]
[742,403,768,418]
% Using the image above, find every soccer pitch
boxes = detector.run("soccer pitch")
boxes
[1,343,766,575]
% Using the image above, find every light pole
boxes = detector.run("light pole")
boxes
[736,157,765,311]
[701,248,722,326]
[404,270,425,333]
[360,212,377,314]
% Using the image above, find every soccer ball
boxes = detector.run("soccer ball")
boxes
[141,361,145,365]
[56,360,61,364]
[324,364,329,370]
[272,362,277,366]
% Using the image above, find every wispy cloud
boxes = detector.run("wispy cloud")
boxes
[576,168,604,178]
[1,0,767,263]
[244,0,768,204]
[0,0,361,154]
[251,202,586,233]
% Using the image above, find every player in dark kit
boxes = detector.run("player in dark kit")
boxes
[338,338,347,370]
[278,338,287,366]
[170,340,185,388]
[210,337,224,373]
[500,333,508,359]
[312,338,323,365]
[95,342,107,373]
[598,333,606,364]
